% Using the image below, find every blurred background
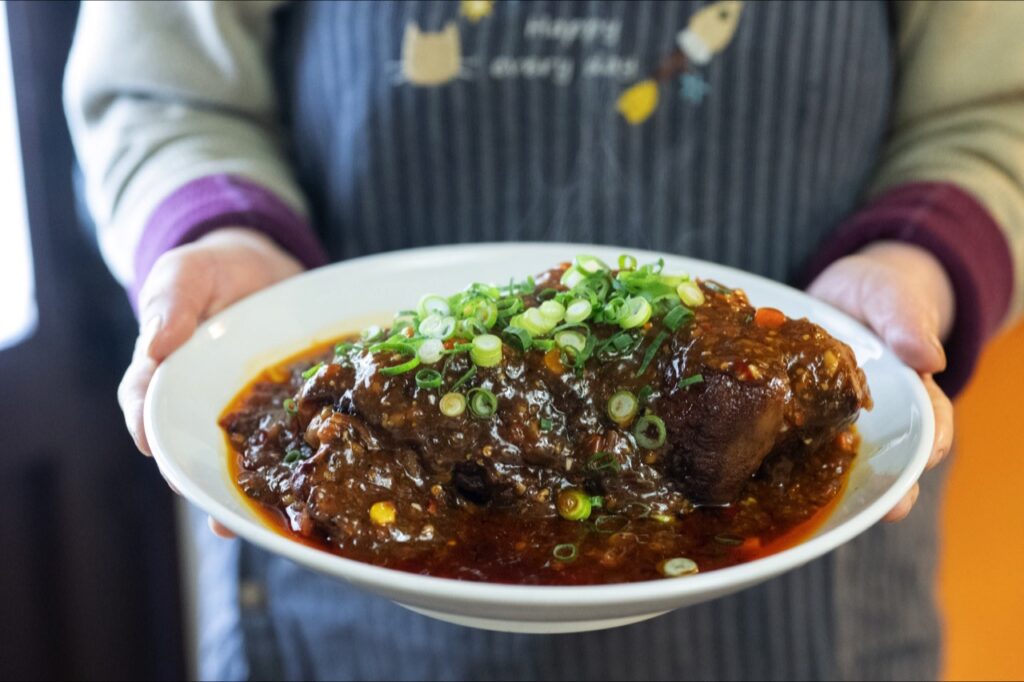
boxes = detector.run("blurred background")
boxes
[0,2,1019,680]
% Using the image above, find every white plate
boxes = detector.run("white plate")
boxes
[146,243,933,633]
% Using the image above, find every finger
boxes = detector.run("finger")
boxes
[208,517,237,539]
[884,483,920,522]
[117,350,157,456]
[137,251,214,362]
[863,285,946,374]
[923,375,954,469]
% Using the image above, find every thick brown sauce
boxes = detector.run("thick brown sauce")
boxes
[222,339,858,586]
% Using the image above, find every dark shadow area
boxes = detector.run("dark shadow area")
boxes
[0,2,185,679]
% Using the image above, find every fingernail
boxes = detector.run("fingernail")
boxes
[140,315,161,354]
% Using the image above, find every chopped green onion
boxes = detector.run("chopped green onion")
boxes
[282,397,297,415]
[663,305,694,331]
[555,330,587,355]
[564,299,593,324]
[417,338,445,365]
[587,451,620,472]
[575,254,610,274]
[714,534,744,547]
[633,414,667,449]
[415,369,443,390]
[590,496,604,509]
[619,296,653,329]
[538,300,566,324]
[502,326,533,352]
[607,390,639,426]
[418,313,456,339]
[637,385,654,405]
[560,266,586,289]
[593,515,628,533]
[557,489,593,521]
[533,339,556,352]
[470,334,503,367]
[540,418,553,431]
[553,543,578,562]
[661,557,698,577]
[537,287,559,300]
[450,365,477,391]
[635,331,668,377]
[652,513,674,524]
[618,254,638,271]
[334,341,355,355]
[439,392,467,417]
[678,373,704,389]
[522,307,558,335]
[283,449,302,465]
[456,317,488,338]
[676,281,705,307]
[467,387,498,417]
[301,362,324,380]
[620,501,652,518]
[379,356,421,376]
[464,299,499,328]
[417,294,450,318]
[362,326,384,343]
[602,297,629,324]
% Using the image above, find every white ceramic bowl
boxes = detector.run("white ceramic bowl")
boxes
[146,243,933,633]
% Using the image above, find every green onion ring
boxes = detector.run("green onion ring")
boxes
[633,414,667,449]
[301,362,324,380]
[415,369,443,390]
[379,356,421,376]
[607,390,639,426]
[552,543,578,562]
[467,387,498,417]
[439,392,467,417]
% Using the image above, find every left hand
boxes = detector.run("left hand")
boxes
[807,241,955,521]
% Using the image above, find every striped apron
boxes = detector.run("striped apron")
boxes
[188,2,946,679]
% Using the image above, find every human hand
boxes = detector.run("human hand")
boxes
[807,241,955,521]
[118,228,304,537]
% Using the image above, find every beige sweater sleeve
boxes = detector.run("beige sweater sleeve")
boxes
[870,0,1024,323]
[63,0,304,286]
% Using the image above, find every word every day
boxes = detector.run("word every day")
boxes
[489,54,640,86]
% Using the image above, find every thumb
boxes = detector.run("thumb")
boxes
[863,285,946,374]
[137,250,216,362]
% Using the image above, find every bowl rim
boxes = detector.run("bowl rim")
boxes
[145,242,934,615]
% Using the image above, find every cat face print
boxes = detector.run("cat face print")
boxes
[401,21,464,86]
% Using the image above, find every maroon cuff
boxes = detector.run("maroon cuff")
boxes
[130,174,329,306]
[804,182,1014,397]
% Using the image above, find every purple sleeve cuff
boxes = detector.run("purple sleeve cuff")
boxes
[804,182,1015,397]
[130,174,329,305]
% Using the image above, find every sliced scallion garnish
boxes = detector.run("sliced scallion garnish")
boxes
[439,392,467,417]
[552,543,578,562]
[417,293,451,318]
[467,387,498,417]
[633,414,667,449]
[556,489,593,521]
[634,331,668,377]
[470,334,503,367]
[587,451,620,472]
[450,365,477,391]
[678,373,704,389]
[564,299,593,324]
[607,390,639,426]
[379,356,421,376]
[417,338,445,365]
[415,369,443,390]
[301,362,324,380]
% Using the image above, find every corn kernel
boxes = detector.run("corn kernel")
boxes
[369,501,397,526]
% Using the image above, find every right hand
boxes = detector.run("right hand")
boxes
[118,228,305,535]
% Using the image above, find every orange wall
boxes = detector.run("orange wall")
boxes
[940,321,1024,681]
